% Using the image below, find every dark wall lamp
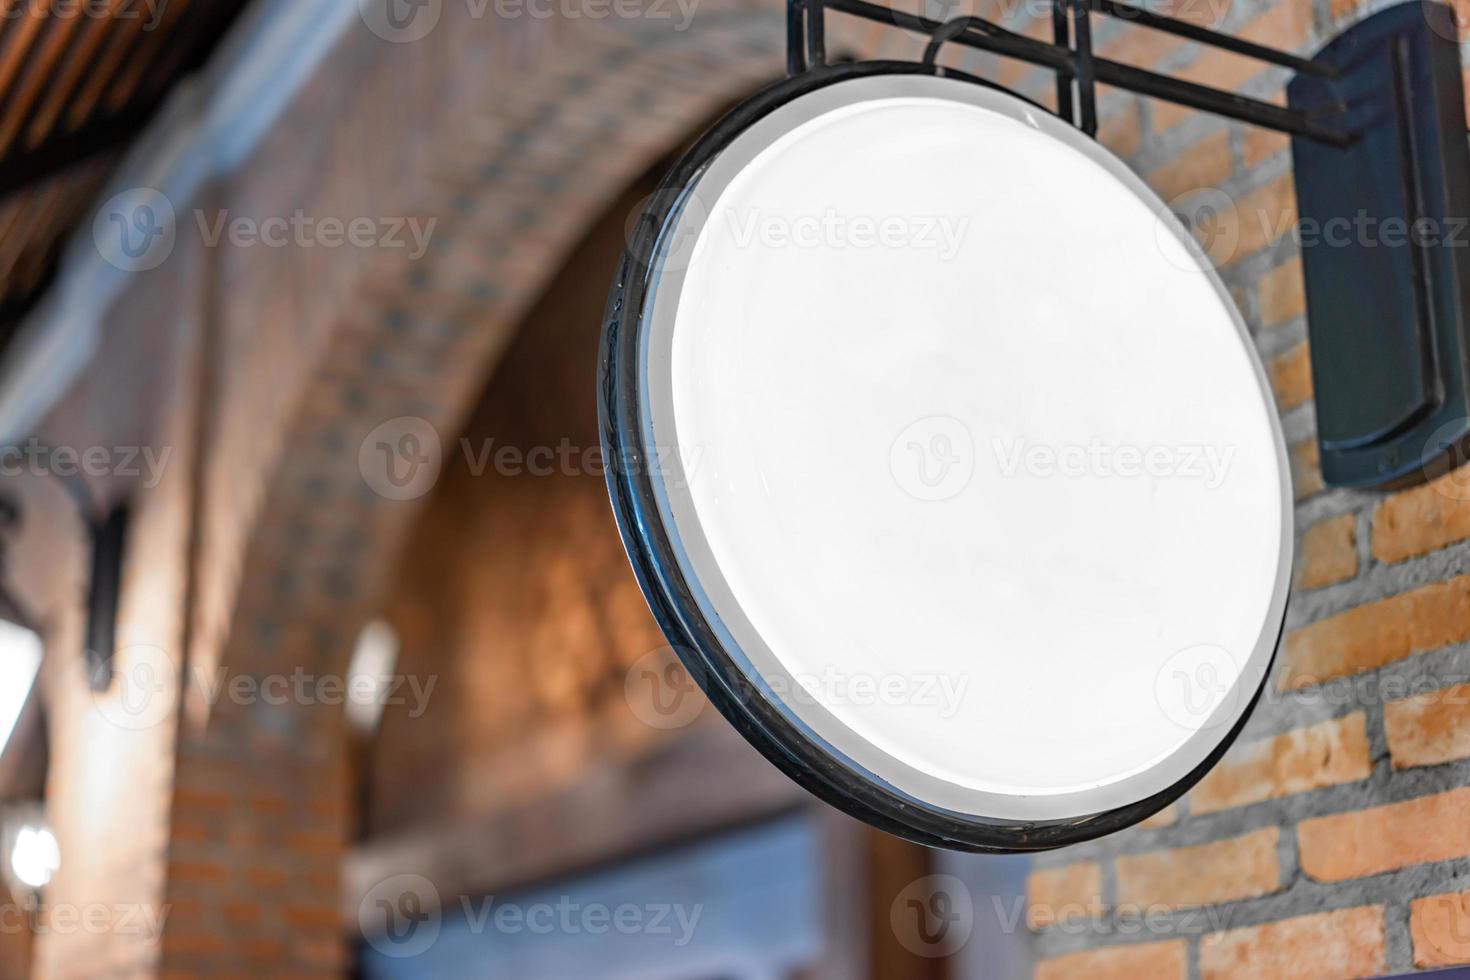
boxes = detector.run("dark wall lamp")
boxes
[0,484,129,694]
[791,0,1470,489]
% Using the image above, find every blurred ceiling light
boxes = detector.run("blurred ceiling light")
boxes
[345,620,399,736]
[9,823,57,890]
[0,618,41,757]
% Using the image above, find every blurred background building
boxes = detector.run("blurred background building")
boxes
[0,0,1464,977]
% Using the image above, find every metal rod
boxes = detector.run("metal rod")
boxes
[1071,0,1097,136]
[819,0,1353,146]
[1052,0,1073,124]
[787,0,807,76]
[807,0,827,68]
[1088,0,1337,79]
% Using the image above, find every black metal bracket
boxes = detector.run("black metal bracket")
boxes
[788,0,1470,490]
[786,0,1354,145]
[1290,2,1470,487]
[0,462,130,690]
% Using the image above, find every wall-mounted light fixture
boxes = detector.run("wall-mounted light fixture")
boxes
[0,475,129,693]
[599,0,1466,850]
[1,803,57,924]
[82,504,128,692]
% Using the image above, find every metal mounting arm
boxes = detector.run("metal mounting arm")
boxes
[788,0,1354,145]
[784,0,1470,490]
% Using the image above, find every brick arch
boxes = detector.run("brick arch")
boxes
[153,5,834,974]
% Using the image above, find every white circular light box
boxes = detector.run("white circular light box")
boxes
[601,66,1291,851]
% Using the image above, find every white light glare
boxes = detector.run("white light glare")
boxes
[10,825,58,889]
[0,619,42,757]
[344,620,399,735]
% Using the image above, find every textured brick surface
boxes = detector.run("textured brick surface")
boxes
[1298,789,1470,881]
[1026,862,1102,927]
[1293,513,1358,590]
[1035,940,1187,980]
[1268,341,1312,412]
[1115,829,1280,909]
[1199,907,1386,980]
[1384,683,1470,769]
[1411,891,1470,968]
[1190,713,1371,815]
[1372,467,1470,563]
[1146,130,1233,200]
[1280,575,1470,690]
[1256,256,1306,328]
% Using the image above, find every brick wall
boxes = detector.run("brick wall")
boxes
[10,0,1470,976]
[1023,0,1470,976]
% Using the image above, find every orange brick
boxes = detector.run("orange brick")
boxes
[1280,574,1470,690]
[1294,514,1357,590]
[1299,788,1470,880]
[1140,802,1179,828]
[1152,3,1310,129]
[1153,49,1269,130]
[1191,713,1370,814]
[1243,127,1290,167]
[1268,342,1312,411]
[1201,907,1385,980]
[1372,465,1470,563]
[1161,0,1233,30]
[1026,862,1102,928]
[1238,0,1314,50]
[1385,682,1470,768]
[1225,174,1298,265]
[1098,106,1142,159]
[1099,19,1188,69]
[162,931,230,957]
[1257,256,1306,327]
[1290,439,1323,500]
[1036,940,1187,980]
[1115,828,1279,908]
[282,904,341,929]
[167,860,231,882]
[1146,130,1232,201]
[1411,891,1470,967]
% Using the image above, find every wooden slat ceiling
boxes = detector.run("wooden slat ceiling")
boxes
[0,0,252,349]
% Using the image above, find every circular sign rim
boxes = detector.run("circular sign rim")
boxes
[599,60,1291,852]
